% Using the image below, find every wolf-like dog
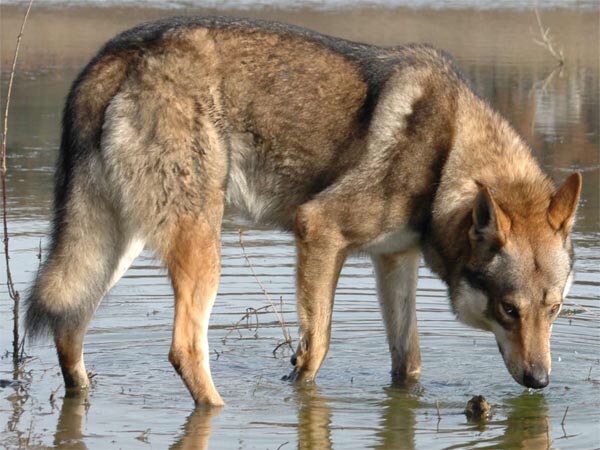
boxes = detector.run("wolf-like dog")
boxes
[25,16,582,406]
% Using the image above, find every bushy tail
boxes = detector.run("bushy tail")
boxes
[25,48,134,340]
[25,181,124,340]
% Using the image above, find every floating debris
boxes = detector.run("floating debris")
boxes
[464,395,493,422]
[0,379,26,389]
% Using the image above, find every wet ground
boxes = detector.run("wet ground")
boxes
[0,2,599,449]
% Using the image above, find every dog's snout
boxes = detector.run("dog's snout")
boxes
[523,367,549,389]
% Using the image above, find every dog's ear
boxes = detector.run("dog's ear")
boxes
[469,186,511,255]
[548,172,582,235]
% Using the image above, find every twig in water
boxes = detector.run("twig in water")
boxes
[136,428,151,443]
[272,340,291,356]
[531,7,565,66]
[18,330,27,362]
[564,298,600,319]
[25,417,34,448]
[222,305,271,343]
[2,0,34,372]
[561,406,569,426]
[238,229,293,352]
[37,239,42,265]
[252,373,263,397]
[49,382,62,410]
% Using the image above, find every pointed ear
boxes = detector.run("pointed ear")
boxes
[469,186,511,252]
[548,172,582,234]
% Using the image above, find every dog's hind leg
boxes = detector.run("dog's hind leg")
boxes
[26,173,145,391]
[372,250,421,383]
[165,205,224,406]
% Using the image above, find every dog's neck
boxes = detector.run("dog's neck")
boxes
[422,86,553,286]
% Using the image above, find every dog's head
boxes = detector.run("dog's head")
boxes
[452,173,582,389]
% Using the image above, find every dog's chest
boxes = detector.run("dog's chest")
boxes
[363,227,420,254]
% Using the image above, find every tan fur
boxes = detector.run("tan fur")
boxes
[74,52,135,145]
[55,328,89,390]
[372,251,421,381]
[167,214,224,406]
[288,204,348,382]
[548,172,582,233]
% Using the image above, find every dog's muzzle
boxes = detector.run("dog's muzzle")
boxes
[522,366,549,389]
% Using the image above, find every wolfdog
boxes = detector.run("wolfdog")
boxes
[25,16,581,405]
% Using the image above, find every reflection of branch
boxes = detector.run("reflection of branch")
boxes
[532,7,565,66]
[529,63,563,135]
[531,65,562,96]
[2,0,34,371]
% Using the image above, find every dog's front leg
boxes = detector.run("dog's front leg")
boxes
[372,250,421,383]
[287,204,348,383]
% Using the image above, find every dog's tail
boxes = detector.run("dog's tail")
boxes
[25,50,138,340]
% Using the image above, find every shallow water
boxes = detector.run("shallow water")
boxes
[1,3,599,450]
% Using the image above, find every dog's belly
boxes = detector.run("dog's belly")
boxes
[224,132,312,228]
[363,227,421,255]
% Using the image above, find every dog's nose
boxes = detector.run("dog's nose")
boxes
[523,367,549,389]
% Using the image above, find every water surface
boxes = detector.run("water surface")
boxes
[1,3,598,449]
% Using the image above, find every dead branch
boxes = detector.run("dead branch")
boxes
[564,298,600,319]
[237,229,293,352]
[222,305,271,343]
[1,0,34,370]
[532,7,565,66]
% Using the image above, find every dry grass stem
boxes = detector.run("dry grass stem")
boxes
[564,298,600,318]
[2,0,34,370]
[237,229,293,352]
[561,406,569,426]
[222,305,271,343]
[49,382,62,410]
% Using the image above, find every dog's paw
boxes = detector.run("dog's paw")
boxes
[282,367,315,384]
[282,368,299,382]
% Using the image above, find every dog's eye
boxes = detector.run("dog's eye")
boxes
[501,301,519,319]
[549,304,561,316]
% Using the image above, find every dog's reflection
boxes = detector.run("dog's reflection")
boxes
[374,384,421,450]
[169,406,222,450]
[52,393,221,450]
[53,392,89,450]
[294,383,421,450]
[500,392,552,450]
[296,385,333,450]
[373,387,552,450]
[51,384,553,449]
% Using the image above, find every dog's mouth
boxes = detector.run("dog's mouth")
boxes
[496,341,550,389]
